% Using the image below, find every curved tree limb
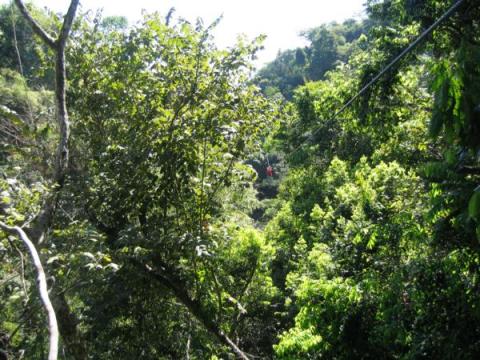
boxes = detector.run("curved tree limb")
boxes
[13,0,56,48]
[0,221,59,360]
[134,259,251,360]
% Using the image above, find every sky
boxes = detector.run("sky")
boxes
[3,0,366,67]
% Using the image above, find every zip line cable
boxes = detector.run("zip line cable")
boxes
[289,0,467,158]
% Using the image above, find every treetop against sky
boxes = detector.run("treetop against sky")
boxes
[0,0,365,67]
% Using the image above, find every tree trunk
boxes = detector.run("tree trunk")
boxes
[12,2,86,360]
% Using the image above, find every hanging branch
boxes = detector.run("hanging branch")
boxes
[0,222,59,360]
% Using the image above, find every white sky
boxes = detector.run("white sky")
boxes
[3,0,366,67]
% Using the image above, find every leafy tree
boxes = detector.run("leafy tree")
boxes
[46,10,275,359]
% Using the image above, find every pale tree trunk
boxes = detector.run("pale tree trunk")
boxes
[0,223,58,360]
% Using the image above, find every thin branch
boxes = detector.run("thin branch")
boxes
[13,0,56,48]
[185,319,191,360]
[10,5,24,76]
[13,244,29,299]
[10,4,39,127]
[0,221,59,360]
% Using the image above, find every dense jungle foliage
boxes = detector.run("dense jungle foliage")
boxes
[1,0,480,359]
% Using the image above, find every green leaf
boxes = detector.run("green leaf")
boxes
[468,191,480,221]
[47,255,60,264]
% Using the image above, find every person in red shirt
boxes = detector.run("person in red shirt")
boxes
[266,165,273,177]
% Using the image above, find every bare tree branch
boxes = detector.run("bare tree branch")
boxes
[0,222,59,360]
